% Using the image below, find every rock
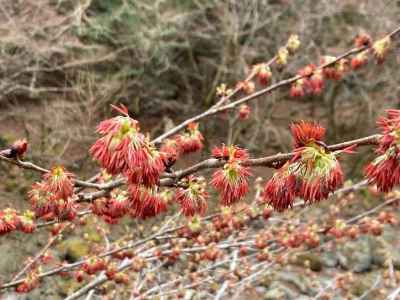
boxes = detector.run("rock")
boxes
[337,236,372,272]
[370,235,400,270]
[278,271,318,296]
[260,269,319,300]
[320,251,338,268]
[370,226,400,269]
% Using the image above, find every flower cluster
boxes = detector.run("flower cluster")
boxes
[290,58,347,98]
[350,52,368,70]
[354,33,372,48]
[174,122,204,154]
[211,145,251,206]
[18,210,37,233]
[287,31,395,101]
[82,257,106,275]
[238,104,251,120]
[290,121,326,148]
[125,144,165,186]
[91,190,130,224]
[15,271,39,293]
[277,34,301,66]
[216,83,232,98]
[351,33,393,69]
[159,122,205,169]
[0,208,30,235]
[160,138,180,169]
[320,56,348,81]
[288,32,393,99]
[0,138,28,159]
[263,121,346,211]
[129,185,168,219]
[43,166,74,200]
[92,186,171,223]
[90,105,166,186]
[254,63,272,86]
[238,81,256,95]
[351,32,393,69]
[290,78,308,98]
[365,109,400,192]
[175,176,209,217]
[28,166,76,221]
[287,34,301,53]
[372,36,391,64]
[276,47,289,66]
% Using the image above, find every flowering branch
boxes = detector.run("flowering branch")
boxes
[0,179,391,292]
[152,26,400,145]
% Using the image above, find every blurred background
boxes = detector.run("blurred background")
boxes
[0,0,400,299]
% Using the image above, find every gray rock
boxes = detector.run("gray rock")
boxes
[370,237,400,270]
[320,251,338,268]
[261,271,318,299]
[278,272,317,296]
[337,236,372,272]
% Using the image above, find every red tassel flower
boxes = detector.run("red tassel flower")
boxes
[290,121,326,148]
[28,182,77,221]
[175,122,204,154]
[106,191,130,219]
[211,145,251,206]
[211,163,251,207]
[160,138,181,169]
[0,208,20,235]
[90,107,147,175]
[91,191,130,223]
[28,182,57,218]
[18,210,36,233]
[212,144,249,161]
[263,121,346,210]
[51,198,78,221]
[126,145,166,186]
[365,109,400,192]
[175,176,209,217]
[263,164,297,211]
[294,145,344,203]
[129,185,168,219]
[42,166,74,200]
